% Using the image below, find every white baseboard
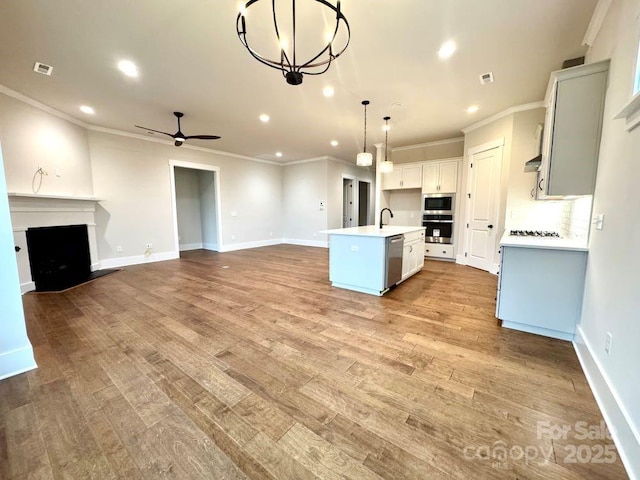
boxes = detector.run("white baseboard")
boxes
[455,254,467,265]
[574,326,639,479]
[91,262,100,271]
[0,345,37,381]
[282,238,329,248]
[202,242,218,251]
[218,238,282,252]
[99,250,179,269]
[179,242,203,251]
[20,281,35,294]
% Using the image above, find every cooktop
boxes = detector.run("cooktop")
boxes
[509,230,561,237]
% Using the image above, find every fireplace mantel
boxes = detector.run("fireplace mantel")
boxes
[8,193,102,293]
[8,192,102,202]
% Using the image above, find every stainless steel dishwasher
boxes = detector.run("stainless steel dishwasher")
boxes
[385,234,404,288]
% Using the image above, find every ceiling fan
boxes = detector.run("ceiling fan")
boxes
[135,112,221,146]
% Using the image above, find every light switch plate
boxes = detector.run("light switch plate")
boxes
[594,213,605,230]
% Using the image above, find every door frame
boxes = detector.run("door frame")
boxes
[169,160,222,256]
[461,138,504,273]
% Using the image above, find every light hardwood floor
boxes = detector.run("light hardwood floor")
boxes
[0,245,629,479]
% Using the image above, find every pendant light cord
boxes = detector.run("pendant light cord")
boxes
[384,120,388,161]
[363,101,368,153]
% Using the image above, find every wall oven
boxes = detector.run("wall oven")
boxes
[423,194,455,214]
[422,214,454,244]
[423,194,455,244]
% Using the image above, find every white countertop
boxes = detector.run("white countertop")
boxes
[499,232,588,252]
[322,225,425,238]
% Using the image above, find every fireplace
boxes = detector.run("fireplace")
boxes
[8,193,104,293]
[26,224,92,292]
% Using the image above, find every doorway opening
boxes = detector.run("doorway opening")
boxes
[169,161,222,257]
[358,180,371,226]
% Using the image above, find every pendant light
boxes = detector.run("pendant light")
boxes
[379,116,394,173]
[236,0,351,86]
[356,100,373,167]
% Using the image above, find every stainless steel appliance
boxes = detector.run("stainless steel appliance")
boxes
[422,193,455,214]
[422,214,454,244]
[423,194,455,244]
[385,235,404,288]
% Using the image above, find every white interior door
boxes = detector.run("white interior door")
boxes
[342,178,355,228]
[466,146,502,272]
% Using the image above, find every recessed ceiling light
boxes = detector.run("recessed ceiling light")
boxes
[391,102,403,108]
[467,105,479,114]
[331,140,338,147]
[323,86,334,97]
[79,105,95,115]
[117,60,138,77]
[438,40,457,59]
[259,114,270,123]
[275,152,283,157]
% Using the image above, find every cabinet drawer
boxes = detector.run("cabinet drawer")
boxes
[403,230,425,243]
[424,244,454,259]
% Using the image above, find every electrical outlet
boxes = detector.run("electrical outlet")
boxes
[319,201,326,210]
[350,245,359,252]
[231,211,238,217]
[231,235,236,241]
[55,168,61,177]
[145,243,152,249]
[116,245,122,253]
[605,332,612,355]
[312,232,316,237]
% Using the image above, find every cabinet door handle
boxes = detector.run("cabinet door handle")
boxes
[530,188,535,198]
[488,224,494,229]
[538,178,544,191]
[442,250,447,254]
[15,246,21,252]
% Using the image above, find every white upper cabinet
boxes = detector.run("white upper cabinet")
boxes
[382,164,422,190]
[421,159,459,194]
[537,60,609,199]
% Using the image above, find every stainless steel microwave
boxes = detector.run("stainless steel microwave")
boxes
[423,194,455,214]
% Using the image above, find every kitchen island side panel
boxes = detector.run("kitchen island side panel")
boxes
[329,235,386,294]
[498,246,587,337]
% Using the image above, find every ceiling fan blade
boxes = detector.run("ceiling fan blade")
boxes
[134,125,174,137]
[184,135,221,140]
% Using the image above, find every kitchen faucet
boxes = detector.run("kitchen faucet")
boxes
[379,208,394,229]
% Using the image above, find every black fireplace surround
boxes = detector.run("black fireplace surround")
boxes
[26,224,116,292]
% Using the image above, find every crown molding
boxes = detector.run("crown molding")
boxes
[0,83,281,166]
[0,84,89,128]
[87,125,279,165]
[583,0,613,47]
[391,137,464,153]
[461,102,545,134]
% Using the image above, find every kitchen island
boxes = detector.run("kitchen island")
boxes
[322,226,425,296]
[497,232,588,340]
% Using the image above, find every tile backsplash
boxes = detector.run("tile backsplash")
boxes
[560,196,593,239]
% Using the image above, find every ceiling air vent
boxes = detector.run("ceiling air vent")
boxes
[33,62,53,76]
[479,72,494,85]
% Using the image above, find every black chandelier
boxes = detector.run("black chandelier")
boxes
[236,0,351,85]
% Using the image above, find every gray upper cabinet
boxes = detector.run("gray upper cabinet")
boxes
[537,60,609,199]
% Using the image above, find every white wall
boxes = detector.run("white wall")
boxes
[577,0,640,475]
[0,94,93,196]
[282,157,375,246]
[198,170,218,250]
[0,142,36,379]
[282,160,328,245]
[89,130,283,260]
[175,167,204,249]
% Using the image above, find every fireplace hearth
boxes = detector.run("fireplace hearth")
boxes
[26,224,116,292]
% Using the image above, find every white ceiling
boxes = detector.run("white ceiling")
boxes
[0,0,597,164]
